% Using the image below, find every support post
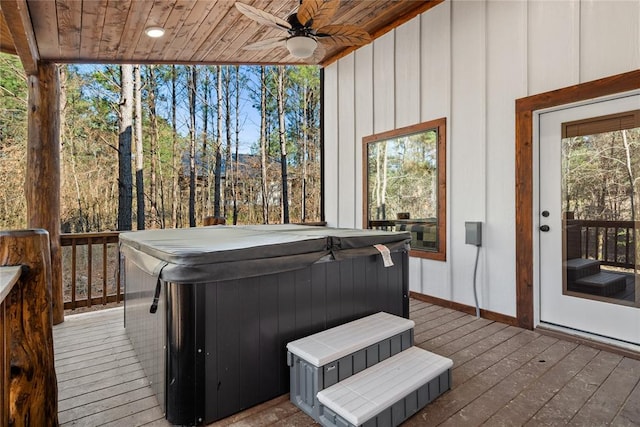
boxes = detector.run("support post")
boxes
[26,62,63,325]
[0,229,59,426]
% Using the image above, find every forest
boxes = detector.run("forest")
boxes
[0,53,322,232]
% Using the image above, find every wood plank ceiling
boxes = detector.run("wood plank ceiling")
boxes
[0,0,442,67]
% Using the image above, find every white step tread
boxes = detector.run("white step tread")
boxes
[287,312,414,367]
[316,346,453,426]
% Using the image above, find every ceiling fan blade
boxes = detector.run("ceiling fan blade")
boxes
[297,0,340,29]
[317,25,371,46]
[235,2,291,31]
[242,37,287,51]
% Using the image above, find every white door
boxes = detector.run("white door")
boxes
[538,92,640,346]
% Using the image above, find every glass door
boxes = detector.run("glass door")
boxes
[538,93,640,346]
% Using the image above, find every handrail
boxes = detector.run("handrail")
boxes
[60,232,122,310]
[0,266,23,304]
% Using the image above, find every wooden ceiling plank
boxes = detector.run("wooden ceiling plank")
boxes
[145,0,194,60]
[0,10,17,54]
[322,0,443,66]
[161,0,217,61]
[25,0,59,60]
[80,0,106,59]
[213,1,294,63]
[99,0,133,60]
[116,0,154,59]
[131,0,178,59]
[1,0,39,73]
[56,0,82,59]
[15,0,442,66]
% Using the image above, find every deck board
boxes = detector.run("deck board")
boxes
[52,300,640,426]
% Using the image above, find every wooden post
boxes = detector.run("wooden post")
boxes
[26,62,63,325]
[0,229,59,426]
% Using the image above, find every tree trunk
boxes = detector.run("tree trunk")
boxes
[25,62,64,325]
[134,65,145,230]
[0,229,58,426]
[302,81,308,223]
[171,65,179,228]
[117,64,133,231]
[214,66,223,218]
[233,65,240,225]
[260,67,269,224]
[277,65,289,224]
[148,65,159,228]
[201,70,210,222]
[224,66,232,219]
[188,66,197,227]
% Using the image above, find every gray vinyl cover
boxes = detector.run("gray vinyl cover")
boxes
[119,225,411,284]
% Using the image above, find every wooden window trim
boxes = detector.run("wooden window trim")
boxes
[515,69,640,330]
[362,117,447,261]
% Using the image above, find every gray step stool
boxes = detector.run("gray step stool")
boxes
[287,312,415,422]
[317,346,453,427]
[572,271,626,296]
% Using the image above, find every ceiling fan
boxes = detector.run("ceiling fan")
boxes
[235,0,372,60]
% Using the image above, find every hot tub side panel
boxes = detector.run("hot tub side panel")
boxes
[164,250,409,425]
[122,256,166,416]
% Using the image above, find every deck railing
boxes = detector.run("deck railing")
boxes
[60,232,122,310]
[567,219,637,269]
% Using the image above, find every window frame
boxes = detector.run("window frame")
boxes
[362,117,447,261]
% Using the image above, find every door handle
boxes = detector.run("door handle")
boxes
[539,225,550,232]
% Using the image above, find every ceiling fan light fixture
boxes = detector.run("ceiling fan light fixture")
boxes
[145,27,165,38]
[286,36,317,58]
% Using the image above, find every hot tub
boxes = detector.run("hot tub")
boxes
[120,224,411,425]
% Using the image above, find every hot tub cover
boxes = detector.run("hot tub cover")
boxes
[119,224,410,284]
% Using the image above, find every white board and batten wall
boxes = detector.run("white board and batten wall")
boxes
[323,0,640,318]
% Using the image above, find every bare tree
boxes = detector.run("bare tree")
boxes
[134,65,145,230]
[260,66,269,224]
[117,64,133,231]
[233,65,240,224]
[214,66,223,218]
[188,65,197,227]
[276,65,289,223]
[171,65,180,228]
[147,65,159,228]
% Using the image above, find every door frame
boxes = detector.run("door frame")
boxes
[514,69,640,330]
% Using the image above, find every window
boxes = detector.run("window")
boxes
[363,118,446,260]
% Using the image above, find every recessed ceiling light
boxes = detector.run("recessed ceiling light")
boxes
[145,27,165,38]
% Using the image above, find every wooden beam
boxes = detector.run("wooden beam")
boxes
[26,62,64,325]
[0,0,39,74]
[0,229,59,425]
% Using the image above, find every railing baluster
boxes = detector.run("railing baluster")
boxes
[603,226,608,262]
[613,227,618,262]
[595,227,600,261]
[87,237,92,308]
[102,237,108,305]
[626,227,631,266]
[116,254,121,304]
[71,240,77,310]
[585,226,591,259]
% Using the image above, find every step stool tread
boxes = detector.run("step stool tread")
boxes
[287,312,415,367]
[575,272,626,286]
[564,258,601,270]
[317,347,452,426]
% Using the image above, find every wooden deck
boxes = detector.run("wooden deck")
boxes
[54,299,640,426]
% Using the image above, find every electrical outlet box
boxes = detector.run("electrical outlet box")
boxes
[465,222,482,246]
